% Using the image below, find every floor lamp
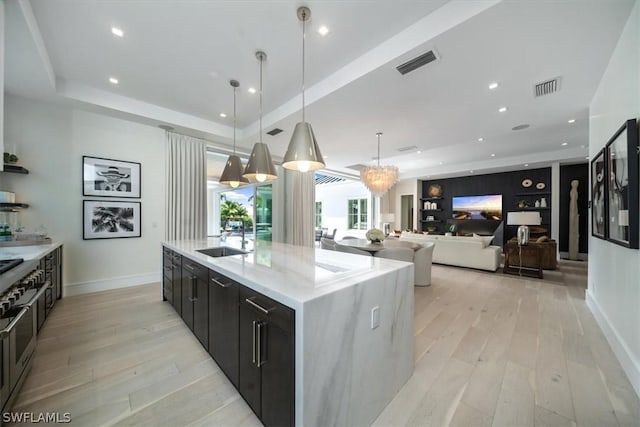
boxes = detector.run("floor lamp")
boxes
[507,211,541,245]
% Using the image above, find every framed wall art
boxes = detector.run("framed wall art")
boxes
[83,156,141,198]
[83,200,141,240]
[604,118,638,249]
[590,148,607,239]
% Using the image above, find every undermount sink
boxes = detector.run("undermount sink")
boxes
[196,247,247,257]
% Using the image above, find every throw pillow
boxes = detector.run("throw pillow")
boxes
[537,235,550,243]
[473,233,494,247]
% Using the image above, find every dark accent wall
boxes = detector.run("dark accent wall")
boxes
[421,167,552,245]
[559,163,589,254]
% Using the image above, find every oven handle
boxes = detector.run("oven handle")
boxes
[25,281,52,309]
[0,306,29,338]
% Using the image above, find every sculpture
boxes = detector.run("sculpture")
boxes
[569,180,579,260]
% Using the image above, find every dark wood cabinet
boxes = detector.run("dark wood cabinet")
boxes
[182,259,208,349]
[238,285,295,427]
[162,248,182,316]
[208,270,239,387]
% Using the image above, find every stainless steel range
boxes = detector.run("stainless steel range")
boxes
[0,266,50,414]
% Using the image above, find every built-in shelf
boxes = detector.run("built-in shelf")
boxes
[0,203,29,212]
[514,192,551,197]
[420,209,442,212]
[519,207,551,211]
[420,220,442,223]
[1,165,29,174]
[420,197,443,201]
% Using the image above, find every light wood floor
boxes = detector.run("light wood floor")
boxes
[9,261,640,426]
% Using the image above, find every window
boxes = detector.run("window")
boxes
[348,198,368,230]
[315,202,322,228]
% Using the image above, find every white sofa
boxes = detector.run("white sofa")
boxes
[399,232,500,272]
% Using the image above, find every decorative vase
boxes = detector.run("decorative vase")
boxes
[540,197,547,207]
[535,200,540,208]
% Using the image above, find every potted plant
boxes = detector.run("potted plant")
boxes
[365,228,385,244]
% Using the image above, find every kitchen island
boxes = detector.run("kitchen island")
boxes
[162,238,414,427]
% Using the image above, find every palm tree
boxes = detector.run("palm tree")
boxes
[92,207,134,233]
[220,200,253,228]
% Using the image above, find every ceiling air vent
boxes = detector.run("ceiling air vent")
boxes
[266,128,283,136]
[534,77,561,97]
[396,50,438,75]
[397,145,418,152]
[346,164,367,172]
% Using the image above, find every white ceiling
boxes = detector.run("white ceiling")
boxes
[5,0,636,180]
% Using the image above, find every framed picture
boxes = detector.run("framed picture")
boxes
[590,148,607,239]
[83,200,141,240]
[83,156,141,198]
[605,119,639,249]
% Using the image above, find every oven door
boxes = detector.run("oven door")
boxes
[0,333,9,411]
[6,306,36,392]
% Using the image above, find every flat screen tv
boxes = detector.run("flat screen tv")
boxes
[452,194,502,220]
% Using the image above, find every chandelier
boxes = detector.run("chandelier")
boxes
[360,132,399,197]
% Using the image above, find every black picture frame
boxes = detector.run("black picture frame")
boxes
[604,119,639,249]
[83,156,141,198]
[83,200,142,240]
[590,148,607,239]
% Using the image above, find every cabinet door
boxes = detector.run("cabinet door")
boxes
[56,247,63,299]
[208,271,239,387]
[260,321,294,427]
[193,276,209,350]
[181,272,194,331]
[239,302,262,417]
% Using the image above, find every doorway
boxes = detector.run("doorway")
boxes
[401,195,414,231]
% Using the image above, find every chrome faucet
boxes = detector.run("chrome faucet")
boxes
[227,217,246,250]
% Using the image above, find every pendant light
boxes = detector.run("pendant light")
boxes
[219,79,249,188]
[360,132,399,197]
[243,51,278,183]
[282,6,325,173]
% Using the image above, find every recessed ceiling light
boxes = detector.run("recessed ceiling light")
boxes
[219,113,227,118]
[318,25,329,36]
[477,137,484,142]
[568,119,576,124]
[561,142,568,146]
[439,161,443,165]
[470,170,474,173]
[490,153,496,157]
[498,107,508,113]
[111,27,124,37]
[524,163,529,167]
[248,87,256,94]
[109,77,119,84]
[585,156,589,160]
[417,150,422,154]
[488,82,499,90]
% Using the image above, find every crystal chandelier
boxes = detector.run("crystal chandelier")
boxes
[360,132,399,197]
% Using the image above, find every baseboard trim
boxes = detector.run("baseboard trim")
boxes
[64,272,161,297]
[559,251,589,261]
[586,289,640,398]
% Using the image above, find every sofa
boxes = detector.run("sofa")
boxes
[399,232,501,272]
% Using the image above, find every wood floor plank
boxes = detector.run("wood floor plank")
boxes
[535,327,575,421]
[566,360,619,427]
[492,361,535,427]
[450,401,494,427]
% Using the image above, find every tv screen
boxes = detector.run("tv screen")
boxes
[452,194,502,220]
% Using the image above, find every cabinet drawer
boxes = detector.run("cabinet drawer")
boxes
[183,259,207,282]
[163,247,173,258]
[239,286,294,333]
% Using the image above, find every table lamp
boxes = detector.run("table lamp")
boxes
[380,213,395,236]
[507,211,541,245]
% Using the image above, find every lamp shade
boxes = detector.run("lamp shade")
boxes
[219,154,249,188]
[507,211,541,226]
[243,142,278,183]
[282,122,325,172]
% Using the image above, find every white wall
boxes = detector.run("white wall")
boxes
[2,94,166,295]
[588,0,640,396]
[388,178,421,231]
[315,180,371,240]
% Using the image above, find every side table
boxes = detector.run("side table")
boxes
[503,242,543,279]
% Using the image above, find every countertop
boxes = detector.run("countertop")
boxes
[0,241,63,292]
[163,238,413,309]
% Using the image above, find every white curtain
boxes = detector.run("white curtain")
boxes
[165,132,207,240]
[284,169,315,247]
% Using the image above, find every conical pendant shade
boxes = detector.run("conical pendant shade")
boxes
[282,122,325,172]
[219,154,249,188]
[243,142,278,183]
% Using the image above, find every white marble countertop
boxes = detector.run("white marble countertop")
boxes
[0,241,62,261]
[163,238,412,309]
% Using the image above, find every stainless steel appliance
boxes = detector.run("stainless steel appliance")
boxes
[0,268,50,414]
